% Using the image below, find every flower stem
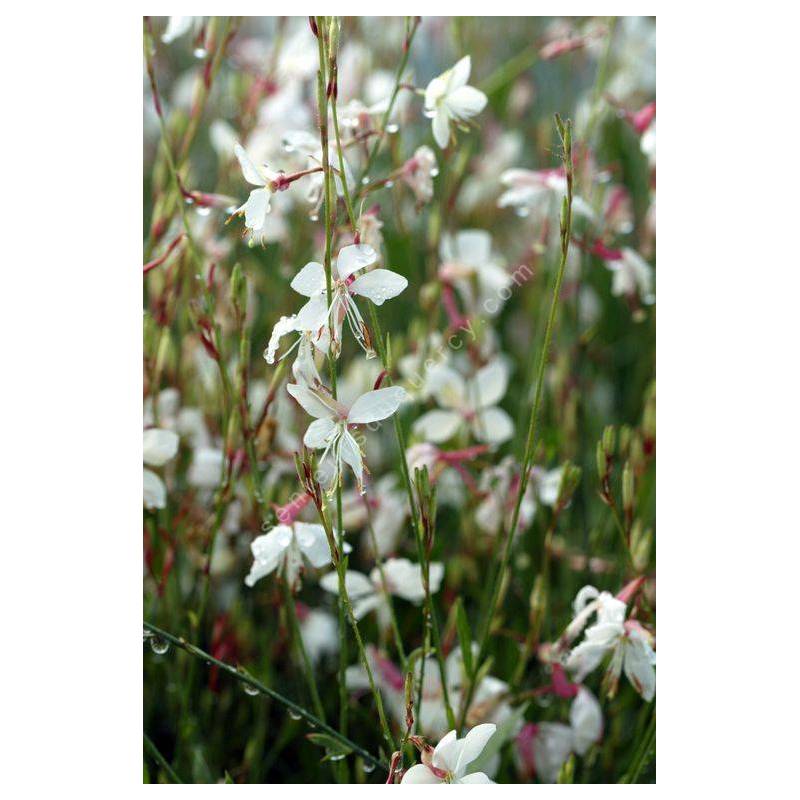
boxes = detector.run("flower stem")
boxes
[458,115,575,729]
[143,621,388,771]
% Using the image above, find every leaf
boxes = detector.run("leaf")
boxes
[307,732,353,761]
[465,702,529,775]
[454,598,474,677]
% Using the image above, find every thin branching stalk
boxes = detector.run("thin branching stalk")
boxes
[143,621,387,771]
[458,115,575,730]
[144,732,184,783]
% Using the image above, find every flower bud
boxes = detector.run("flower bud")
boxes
[230,263,247,316]
[622,461,634,514]
[596,441,608,480]
[602,425,616,455]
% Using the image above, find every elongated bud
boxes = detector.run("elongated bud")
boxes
[622,462,634,514]
[308,16,318,37]
[630,522,652,572]
[602,425,616,455]
[230,263,247,317]
[596,441,608,480]
[557,755,575,783]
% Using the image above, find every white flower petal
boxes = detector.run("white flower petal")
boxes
[304,417,337,449]
[412,409,463,443]
[294,522,333,569]
[432,105,451,149]
[348,386,407,424]
[143,468,167,509]
[264,315,298,364]
[234,142,267,186]
[570,687,603,756]
[349,269,408,305]
[471,360,509,409]
[286,383,337,419]
[143,428,179,467]
[471,407,514,444]
[624,635,656,701]
[240,187,271,230]
[290,261,327,297]
[401,764,441,784]
[455,723,497,776]
[338,429,364,490]
[445,85,487,120]
[335,243,377,280]
[448,55,472,91]
[457,772,494,784]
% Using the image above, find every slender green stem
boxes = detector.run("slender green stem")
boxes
[359,17,420,186]
[143,621,387,771]
[458,116,575,730]
[281,572,326,722]
[144,732,184,784]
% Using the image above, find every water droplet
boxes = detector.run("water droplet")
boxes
[363,762,375,774]
[430,167,439,177]
[193,47,208,59]
[288,710,302,721]
[328,752,346,762]
[385,180,394,188]
[284,143,295,153]
[386,123,399,134]
[515,206,530,218]
[243,683,260,696]
[196,206,211,217]
[309,212,319,222]
[361,176,370,185]
[150,637,170,655]
[184,197,195,206]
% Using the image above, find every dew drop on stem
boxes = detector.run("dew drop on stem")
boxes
[149,636,170,655]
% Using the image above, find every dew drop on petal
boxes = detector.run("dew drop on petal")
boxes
[196,206,211,217]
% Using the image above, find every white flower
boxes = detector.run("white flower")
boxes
[289,244,408,358]
[287,382,407,493]
[188,447,224,490]
[438,230,512,315]
[298,607,339,665]
[565,585,656,701]
[244,522,337,587]
[424,56,487,149]
[143,428,179,510]
[570,686,603,756]
[402,146,438,205]
[319,558,444,624]
[607,247,655,305]
[413,361,513,445]
[498,167,566,210]
[161,16,201,44]
[402,724,497,784]
[233,143,282,245]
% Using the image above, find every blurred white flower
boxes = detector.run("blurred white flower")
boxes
[401,146,438,205]
[319,558,444,625]
[298,605,339,665]
[143,428,179,510]
[161,16,201,44]
[424,56,487,149]
[413,361,513,445]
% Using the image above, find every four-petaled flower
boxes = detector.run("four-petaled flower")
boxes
[413,361,514,445]
[565,585,656,701]
[424,56,488,149]
[402,724,497,784]
[287,382,408,494]
[290,244,408,358]
[244,522,340,587]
